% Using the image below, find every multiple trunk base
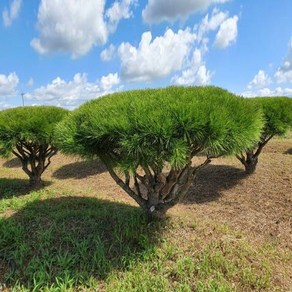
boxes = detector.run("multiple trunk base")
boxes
[102,156,212,221]
[12,142,57,189]
[236,135,274,174]
[236,151,259,175]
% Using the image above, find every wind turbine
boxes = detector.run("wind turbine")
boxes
[21,92,25,106]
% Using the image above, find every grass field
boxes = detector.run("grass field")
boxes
[0,139,291,291]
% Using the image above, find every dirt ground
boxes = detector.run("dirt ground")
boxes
[183,139,292,250]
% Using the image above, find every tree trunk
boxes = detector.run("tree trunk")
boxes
[103,156,211,221]
[13,143,58,189]
[236,150,258,174]
[244,156,258,174]
[237,136,275,175]
[29,173,42,189]
[144,204,167,222]
[23,156,44,189]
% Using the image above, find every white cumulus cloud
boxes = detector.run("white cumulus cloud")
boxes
[242,87,292,98]
[275,69,292,84]
[142,0,229,23]
[171,8,236,85]
[0,72,19,96]
[31,0,135,58]
[247,70,272,89]
[106,0,136,32]
[244,38,292,97]
[118,28,197,82]
[100,73,120,90]
[25,73,121,109]
[172,49,212,85]
[197,8,228,40]
[100,44,116,62]
[214,15,239,48]
[118,8,238,84]
[2,0,22,27]
[274,39,292,84]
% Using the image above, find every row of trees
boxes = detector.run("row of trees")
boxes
[0,87,291,219]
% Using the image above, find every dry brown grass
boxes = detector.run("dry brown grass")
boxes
[184,139,292,249]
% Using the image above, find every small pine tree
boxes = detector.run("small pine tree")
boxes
[236,97,292,174]
[0,106,68,188]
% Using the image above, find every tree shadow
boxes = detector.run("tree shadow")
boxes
[53,159,107,179]
[0,178,29,198]
[183,164,248,204]
[2,157,22,168]
[0,178,51,199]
[0,197,164,290]
[284,148,292,155]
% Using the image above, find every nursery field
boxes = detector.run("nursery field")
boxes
[0,138,291,291]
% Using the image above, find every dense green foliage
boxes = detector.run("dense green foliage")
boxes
[0,106,68,186]
[237,97,292,173]
[57,86,263,166]
[256,97,292,137]
[0,106,68,156]
[57,86,264,217]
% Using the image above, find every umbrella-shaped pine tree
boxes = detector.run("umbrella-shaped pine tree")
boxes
[0,106,68,188]
[56,86,263,219]
[236,96,292,173]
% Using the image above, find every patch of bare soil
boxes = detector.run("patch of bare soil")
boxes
[183,139,292,249]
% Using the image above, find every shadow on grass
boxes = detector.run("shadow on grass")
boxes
[53,159,107,179]
[0,197,164,290]
[0,178,51,199]
[2,157,22,168]
[0,178,29,198]
[184,164,248,204]
[284,148,292,155]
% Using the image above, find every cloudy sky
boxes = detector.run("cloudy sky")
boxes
[0,0,291,109]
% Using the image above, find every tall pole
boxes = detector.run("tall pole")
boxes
[21,92,25,106]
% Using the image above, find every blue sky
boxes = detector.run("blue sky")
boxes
[0,0,291,110]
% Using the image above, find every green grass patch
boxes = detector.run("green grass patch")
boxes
[106,232,274,292]
[0,195,163,291]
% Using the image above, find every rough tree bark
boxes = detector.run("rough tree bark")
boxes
[101,156,212,220]
[236,150,258,174]
[12,141,57,188]
[236,134,274,174]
